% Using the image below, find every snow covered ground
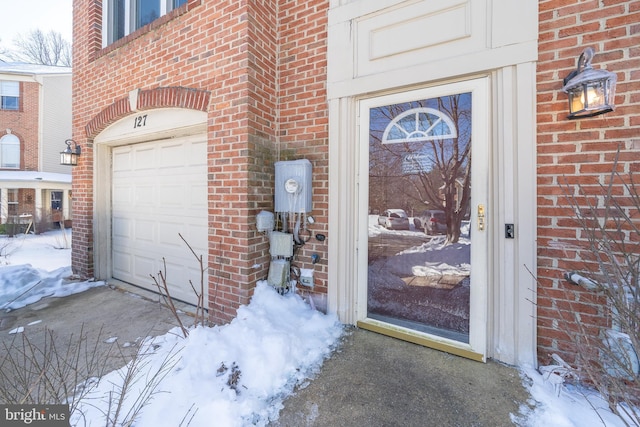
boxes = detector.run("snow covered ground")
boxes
[0,229,634,426]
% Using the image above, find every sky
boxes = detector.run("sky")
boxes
[0,0,73,50]
[0,229,635,426]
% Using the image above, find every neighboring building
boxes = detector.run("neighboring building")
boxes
[70,0,638,369]
[0,62,72,234]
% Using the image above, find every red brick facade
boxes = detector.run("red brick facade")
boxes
[72,0,637,365]
[72,0,329,323]
[0,81,40,171]
[536,0,639,365]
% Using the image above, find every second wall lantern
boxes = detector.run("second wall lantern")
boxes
[60,139,81,166]
[562,47,617,119]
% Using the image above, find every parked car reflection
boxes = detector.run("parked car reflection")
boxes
[377,209,411,230]
[413,210,446,235]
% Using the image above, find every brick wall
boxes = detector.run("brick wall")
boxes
[72,0,330,321]
[536,0,639,365]
[278,0,330,302]
[0,81,39,171]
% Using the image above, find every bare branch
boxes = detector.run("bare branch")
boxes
[6,30,71,67]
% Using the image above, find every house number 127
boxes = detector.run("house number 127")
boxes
[133,114,148,128]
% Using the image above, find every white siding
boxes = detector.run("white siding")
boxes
[40,74,72,173]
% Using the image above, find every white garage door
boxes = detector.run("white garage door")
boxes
[111,135,208,306]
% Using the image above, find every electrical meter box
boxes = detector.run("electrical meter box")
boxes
[274,159,312,213]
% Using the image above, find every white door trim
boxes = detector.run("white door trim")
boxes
[356,78,490,360]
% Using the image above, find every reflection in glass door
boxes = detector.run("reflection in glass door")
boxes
[364,82,486,352]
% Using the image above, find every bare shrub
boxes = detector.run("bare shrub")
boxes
[0,326,184,427]
[0,237,18,264]
[0,326,115,414]
[554,151,640,426]
[150,233,209,337]
[76,341,181,426]
[53,221,71,249]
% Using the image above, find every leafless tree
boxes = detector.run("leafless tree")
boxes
[369,94,472,243]
[0,40,10,62]
[4,30,71,67]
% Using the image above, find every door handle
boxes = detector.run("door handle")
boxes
[477,204,485,231]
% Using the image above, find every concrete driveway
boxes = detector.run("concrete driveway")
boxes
[0,284,530,426]
[0,283,190,402]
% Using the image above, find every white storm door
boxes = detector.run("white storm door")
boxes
[111,135,208,306]
[357,78,489,361]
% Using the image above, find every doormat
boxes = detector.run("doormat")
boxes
[401,275,461,289]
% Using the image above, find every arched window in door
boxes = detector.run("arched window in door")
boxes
[0,133,20,169]
[381,107,457,144]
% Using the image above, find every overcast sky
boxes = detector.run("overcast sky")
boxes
[0,0,73,50]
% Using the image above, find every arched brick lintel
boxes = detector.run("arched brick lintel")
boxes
[85,86,211,139]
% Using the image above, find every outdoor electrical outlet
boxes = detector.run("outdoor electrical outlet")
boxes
[300,268,314,287]
[505,223,515,239]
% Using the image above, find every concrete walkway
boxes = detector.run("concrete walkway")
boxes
[0,285,531,426]
[272,328,531,427]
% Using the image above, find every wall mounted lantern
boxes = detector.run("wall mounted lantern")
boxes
[562,47,617,119]
[60,139,81,166]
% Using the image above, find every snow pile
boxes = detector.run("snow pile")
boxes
[412,262,470,278]
[71,282,343,427]
[0,265,104,311]
[0,230,104,311]
[516,366,633,427]
[402,239,471,279]
[0,229,72,270]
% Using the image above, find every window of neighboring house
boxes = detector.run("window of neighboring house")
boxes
[7,189,18,217]
[103,0,188,46]
[0,81,19,110]
[0,134,20,169]
[51,191,63,210]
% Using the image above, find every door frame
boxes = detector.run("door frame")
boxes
[355,78,490,361]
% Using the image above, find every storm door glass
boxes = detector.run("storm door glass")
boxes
[367,91,473,344]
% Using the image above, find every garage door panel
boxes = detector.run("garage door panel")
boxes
[134,219,155,242]
[184,224,208,252]
[132,184,155,208]
[112,251,132,276]
[112,216,132,238]
[132,255,155,281]
[162,184,187,207]
[133,146,156,170]
[161,260,204,301]
[113,149,132,171]
[190,183,207,209]
[158,222,185,246]
[112,135,207,306]
[112,185,132,205]
[159,143,187,167]
[188,141,207,166]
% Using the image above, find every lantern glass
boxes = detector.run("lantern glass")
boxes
[60,139,80,166]
[60,150,78,166]
[567,79,614,119]
[562,47,617,119]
